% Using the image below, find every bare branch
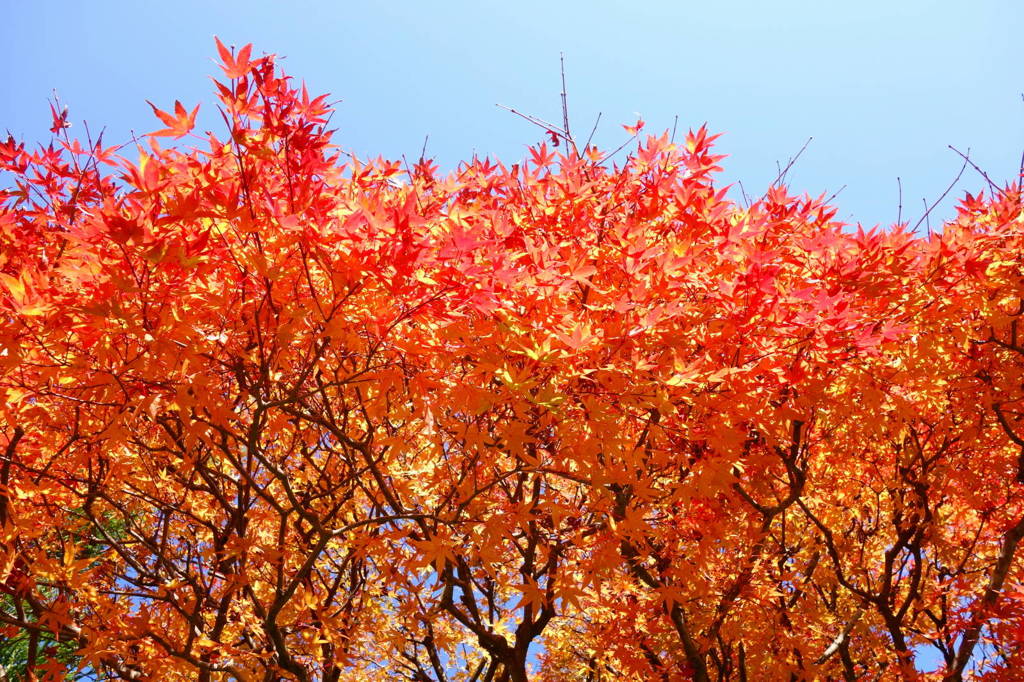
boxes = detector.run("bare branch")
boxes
[770,137,813,187]
[948,145,998,194]
[913,154,969,232]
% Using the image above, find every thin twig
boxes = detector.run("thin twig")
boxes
[897,176,903,226]
[559,52,574,155]
[583,112,602,152]
[737,180,752,209]
[1019,94,1024,182]
[912,154,969,233]
[496,104,568,142]
[400,154,414,183]
[824,184,846,205]
[598,133,639,165]
[671,115,679,144]
[770,137,813,187]
[948,145,998,193]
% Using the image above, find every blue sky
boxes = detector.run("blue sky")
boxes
[2,1,1022,230]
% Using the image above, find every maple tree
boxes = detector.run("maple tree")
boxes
[2,40,1024,682]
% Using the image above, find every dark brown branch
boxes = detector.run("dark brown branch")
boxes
[946,515,1024,680]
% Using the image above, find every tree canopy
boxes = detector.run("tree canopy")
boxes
[2,41,1024,681]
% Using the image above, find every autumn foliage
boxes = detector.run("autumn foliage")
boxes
[3,41,1024,681]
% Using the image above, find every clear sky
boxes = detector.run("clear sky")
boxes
[2,1,1022,230]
